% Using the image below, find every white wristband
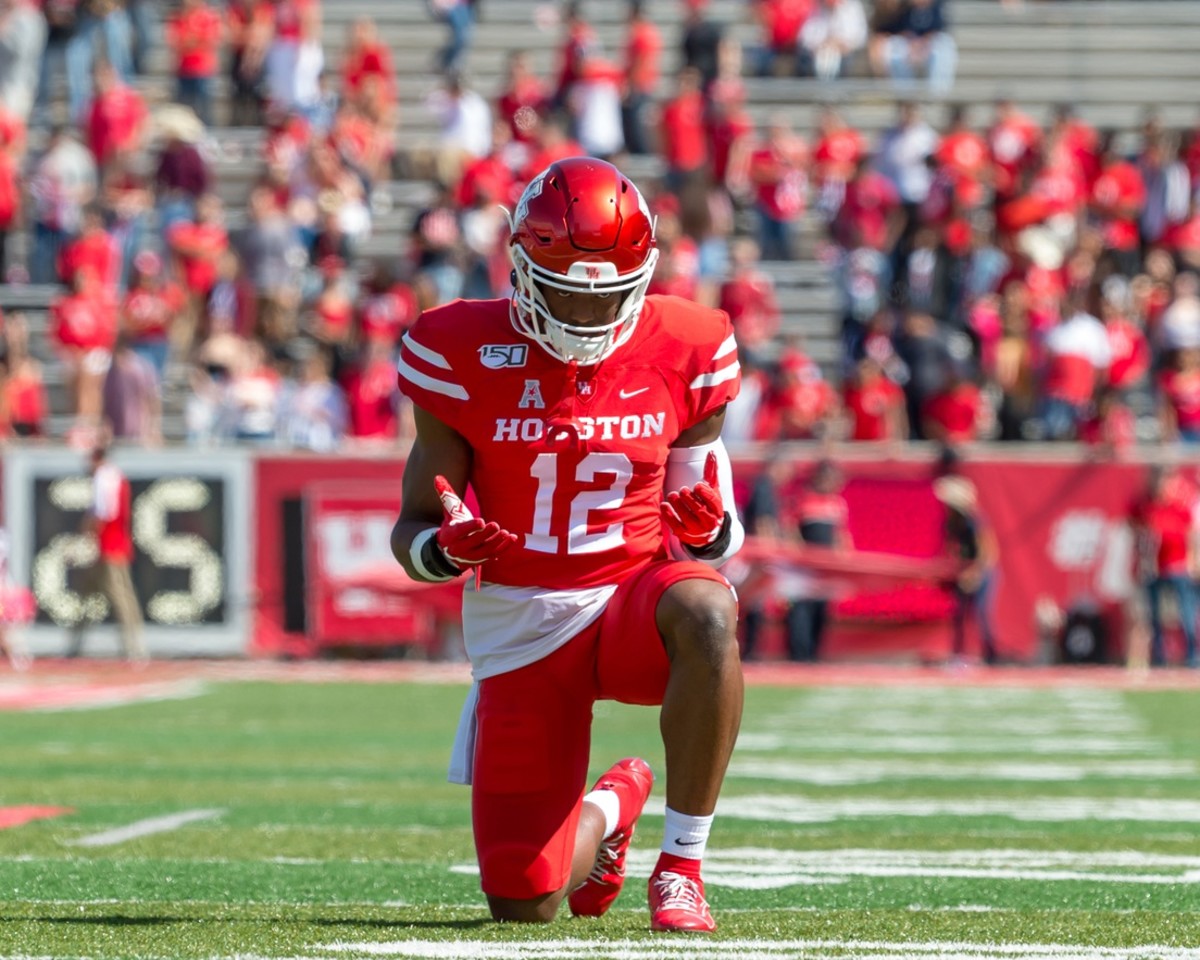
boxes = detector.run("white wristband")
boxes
[410,527,457,582]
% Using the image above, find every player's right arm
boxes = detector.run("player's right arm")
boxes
[391,405,473,582]
[391,405,518,582]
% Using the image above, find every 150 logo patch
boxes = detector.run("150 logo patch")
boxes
[479,344,529,368]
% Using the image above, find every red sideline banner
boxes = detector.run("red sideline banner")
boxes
[253,453,1193,663]
[305,482,434,648]
[254,457,404,657]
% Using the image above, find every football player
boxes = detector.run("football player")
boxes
[391,157,745,933]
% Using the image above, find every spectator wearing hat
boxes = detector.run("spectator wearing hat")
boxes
[934,473,998,664]
[152,104,209,237]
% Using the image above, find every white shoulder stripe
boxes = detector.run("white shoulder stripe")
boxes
[690,360,741,390]
[714,333,738,359]
[402,331,452,370]
[397,355,470,400]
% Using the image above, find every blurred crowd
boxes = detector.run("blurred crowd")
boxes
[1,0,1198,455]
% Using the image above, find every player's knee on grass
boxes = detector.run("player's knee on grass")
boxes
[486,890,564,924]
[657,579,739,667]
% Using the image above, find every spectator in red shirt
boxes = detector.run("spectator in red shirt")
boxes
[49,270,118,426]
[122,250,184,383]
[167,192,229,356]
[659,66,708,195]
[763,345,839,441]
[620,0,660,156]
[718,236,780,364]
[1091,132,1147,277]
[358,259,419,347]
[345,338,403,443]
[751,0,812,77]
[1040,297,1111,441]
[550,0,597,112]
[922,365,985,444]
[790,459,851,661]
[1078,384,1136,457]
[68,441,146,664]
[496,50,547,152]
[812,105,866,222]
[0,144,19,279]
[1159,346,1200,445]
[167,0,223,126]
[987,97,1041,203]
[731,115,808,261]
[340,16,395,114]
[1131,466,1198,667]
[1098,275,1150,395]
[84,60,146,172]
[5,354,48,438]
[842,356,907,441]
[58,203,120,292]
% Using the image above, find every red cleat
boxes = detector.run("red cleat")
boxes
[568,757,654,917]
[648,870,716,933]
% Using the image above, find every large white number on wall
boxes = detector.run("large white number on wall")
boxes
[132,479,224,624]
[31,478,107,624]
[526,452,632,554]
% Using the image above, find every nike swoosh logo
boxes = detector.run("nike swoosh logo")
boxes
[673,838,702,846]
[619,387,649,399]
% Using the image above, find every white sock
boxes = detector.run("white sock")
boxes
[661,807,713,859]
[583,788,621,840]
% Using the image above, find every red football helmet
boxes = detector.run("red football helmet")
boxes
[507,157,659,364]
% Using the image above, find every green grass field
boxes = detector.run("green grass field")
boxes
[1,665,1199,959]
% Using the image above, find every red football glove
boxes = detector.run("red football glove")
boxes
[661,451,727,548]
[434,476,518,568]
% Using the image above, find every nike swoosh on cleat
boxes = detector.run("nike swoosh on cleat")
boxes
[673,838,702,846]
[619,387,649,399]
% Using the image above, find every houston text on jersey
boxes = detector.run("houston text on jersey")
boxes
[493,413,666,443]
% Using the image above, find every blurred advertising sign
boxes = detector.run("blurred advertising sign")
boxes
[3,447,252,657]
[304,482,455,650]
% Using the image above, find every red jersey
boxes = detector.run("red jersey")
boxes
[660,91,708,173]
[167,4,223,77]
[93,463,134,563]
[396,295,739,590]
[1092,161,1146,251]
[843,377,903,441]
[814,128,865,184]
[123,284,184,341]
[718,271,779,349]
[1105,318,1149,390]
[59,230,120,291]
[623,19,661,96]
[168,221,228,295]
[341,41,395,103]
[359,283,418,345]
[497,77,547,144]
[50,292,117,352]
[86,83,146,166]
[346,357,399,438]
[1140,498,1194,577]
[1160,369,1200,433]
[922,383,982,442]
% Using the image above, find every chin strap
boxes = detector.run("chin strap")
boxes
[539,359,585,451]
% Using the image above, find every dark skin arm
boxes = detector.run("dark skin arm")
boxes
[390,405,472,579]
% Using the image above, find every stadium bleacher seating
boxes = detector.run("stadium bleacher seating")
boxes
[3,0,1200,440]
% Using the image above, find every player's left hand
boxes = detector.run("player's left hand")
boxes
[661,451,727,548]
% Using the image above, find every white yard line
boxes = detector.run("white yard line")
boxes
[727,758,1198,785]
[315,939,1200,960]
[65,808,225,848]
